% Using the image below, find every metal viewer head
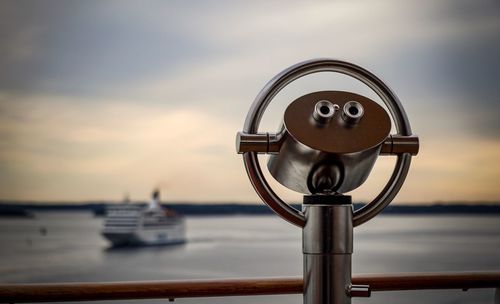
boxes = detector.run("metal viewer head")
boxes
[236,59,419,228]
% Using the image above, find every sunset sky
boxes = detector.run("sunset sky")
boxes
[1,1,500,204]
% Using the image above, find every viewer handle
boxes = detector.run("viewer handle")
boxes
[236,132,282,154]
[380,135,419,156]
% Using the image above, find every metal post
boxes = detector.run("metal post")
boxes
[303,195,353,304]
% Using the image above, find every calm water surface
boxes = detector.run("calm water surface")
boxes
[0,213,499,304]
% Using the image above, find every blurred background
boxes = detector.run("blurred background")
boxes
[1,1,500,304]
[1,0,500,204]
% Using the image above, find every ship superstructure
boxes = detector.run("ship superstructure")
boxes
[101,190,185,246]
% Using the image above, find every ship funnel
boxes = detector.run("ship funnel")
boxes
[148,189,161,210]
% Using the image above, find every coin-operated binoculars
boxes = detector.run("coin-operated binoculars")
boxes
[236,59,419,304]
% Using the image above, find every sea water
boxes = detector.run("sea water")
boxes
[0,213,499,304]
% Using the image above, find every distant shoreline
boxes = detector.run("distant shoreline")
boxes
[1,201,500,217]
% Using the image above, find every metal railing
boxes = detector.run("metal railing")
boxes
[1,271,499,303]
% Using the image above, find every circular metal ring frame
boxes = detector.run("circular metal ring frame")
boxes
[242,58,413,228]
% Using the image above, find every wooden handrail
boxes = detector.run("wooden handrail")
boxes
[1,272,499,303]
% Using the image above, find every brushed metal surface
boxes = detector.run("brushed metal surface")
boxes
[302,204,353,254]
[239,58,416,227]
[267,91,390,194]
[303,201,353,304]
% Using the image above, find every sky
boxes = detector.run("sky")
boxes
[1,1,500,204]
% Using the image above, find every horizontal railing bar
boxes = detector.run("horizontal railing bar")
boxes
[1,271,499,303]
[357,272,500,291]
[0,277,300,303]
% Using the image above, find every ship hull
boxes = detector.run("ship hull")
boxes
[102,230,186,247]
[101,204,186,247]
[102,222,186,247]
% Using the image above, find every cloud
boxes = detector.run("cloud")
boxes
[0,1,205,96]
[0,93,251,201]
[2,91,500,203]
[1,0,500,202]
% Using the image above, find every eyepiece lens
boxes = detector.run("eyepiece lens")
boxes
[313,100,336,124]
[320,105,331,115]
[348,106,359,116]
[342,101,364,124]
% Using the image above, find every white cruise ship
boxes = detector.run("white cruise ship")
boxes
[101,190,186,247]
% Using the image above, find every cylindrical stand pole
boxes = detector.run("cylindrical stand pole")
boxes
[303,195,353,304]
